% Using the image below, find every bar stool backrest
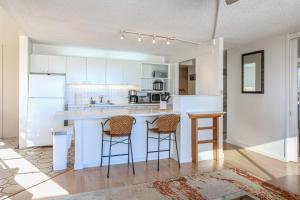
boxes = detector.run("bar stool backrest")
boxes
[158,114,180,133]
[110,115,135,136]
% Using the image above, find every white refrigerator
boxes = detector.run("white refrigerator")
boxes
[27,74,66,147]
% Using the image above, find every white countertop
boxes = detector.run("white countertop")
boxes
[55,108,178,120]
[67,103,160,109]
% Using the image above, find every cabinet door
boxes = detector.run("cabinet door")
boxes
[66,57,87,84]
[106,59,124,84]
[30,54,49,73]
[123,61,141,86]
[49,55,66,74]
[86,58,106,84]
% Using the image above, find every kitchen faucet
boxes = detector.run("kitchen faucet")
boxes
[99,96,104,103]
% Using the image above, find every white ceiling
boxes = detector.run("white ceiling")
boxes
[1,0,300,57]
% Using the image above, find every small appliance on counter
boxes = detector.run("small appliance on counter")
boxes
[153,79,164,91]
[160,92,170,110]
[137,91,151,104]
[129,90,138,104]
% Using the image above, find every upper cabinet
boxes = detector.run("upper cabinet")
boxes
[86,58,106,84]
[106,59,125,84]
[48,56,66,74]
[30,54,66,74]
[123,60,141,86]
[30,54,49,73]
[31,54,147,87]
[66,57,87,84]
[106,59,141,86]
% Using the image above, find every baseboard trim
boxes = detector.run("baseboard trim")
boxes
[226,138,287,162]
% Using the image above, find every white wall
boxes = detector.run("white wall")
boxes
[0,6,20,138]
[227,34,287,161]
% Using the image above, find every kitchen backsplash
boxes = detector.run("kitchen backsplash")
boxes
[66,84,140,105]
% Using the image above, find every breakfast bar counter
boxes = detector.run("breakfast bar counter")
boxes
[55,107,180,170]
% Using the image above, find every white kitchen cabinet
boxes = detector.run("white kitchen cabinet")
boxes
[123,61,141,86]
[30,54,49,73]
[66,57,87,84]
[49,55,66,74]
[86,58,106,84]
[106,59,125,84]
[31,54,66,74]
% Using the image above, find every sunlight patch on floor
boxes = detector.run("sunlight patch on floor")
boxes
[0,141,70,199]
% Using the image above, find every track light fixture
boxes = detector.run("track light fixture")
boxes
[119,30,203,46]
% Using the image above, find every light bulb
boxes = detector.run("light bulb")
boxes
[166,38,170,45]
[152,37,156,44]
[138,35,142,42]
[120,34,124,40]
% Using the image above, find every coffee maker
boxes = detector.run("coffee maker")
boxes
[128,90,138,104]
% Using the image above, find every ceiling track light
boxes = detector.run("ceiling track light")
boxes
[119,30,204,46]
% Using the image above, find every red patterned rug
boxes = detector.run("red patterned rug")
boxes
[46,168,300,200]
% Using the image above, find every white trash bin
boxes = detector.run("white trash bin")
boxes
[52,126,74,171]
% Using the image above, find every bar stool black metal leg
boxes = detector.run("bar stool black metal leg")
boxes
[128,136,130,165]
[107,136,112,178]
[100,132,104,167]
[157,133,160,171]
[129,137,135,175]
[168,133,171,159]
[174,132,180,168]
[146,128,149,162]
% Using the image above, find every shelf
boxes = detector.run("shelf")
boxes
[141,90,169,93]
[141,77,169,80]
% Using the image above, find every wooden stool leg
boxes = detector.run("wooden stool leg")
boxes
[213,117,219,160]
[191,118,198,163]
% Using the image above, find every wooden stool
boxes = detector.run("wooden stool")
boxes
[188,112,224,164]
[146,114,181,171]
[100,115,136,178]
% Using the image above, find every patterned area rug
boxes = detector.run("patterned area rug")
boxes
[45,168,300,200]
[0,138,74,199]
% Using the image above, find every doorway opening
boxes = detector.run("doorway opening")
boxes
[178,59,196,95]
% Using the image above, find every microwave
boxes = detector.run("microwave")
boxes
[149,92,161,103]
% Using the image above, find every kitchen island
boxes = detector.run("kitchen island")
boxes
[55,95,224,170]
[55,107,179,169]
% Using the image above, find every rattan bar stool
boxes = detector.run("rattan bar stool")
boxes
[100,115,136,178]
[146,114,180,171]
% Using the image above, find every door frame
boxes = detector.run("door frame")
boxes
[286,32,300,162]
